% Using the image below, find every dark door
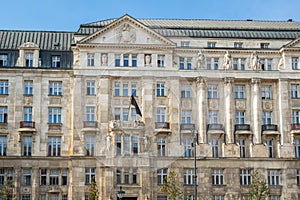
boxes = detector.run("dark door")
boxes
[117,198,137,200]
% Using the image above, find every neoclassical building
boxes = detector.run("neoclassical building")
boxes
[0,14,300,200]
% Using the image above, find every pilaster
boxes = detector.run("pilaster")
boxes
[251,78,262,144]
[224,77,234,143]
[196,77,207,143]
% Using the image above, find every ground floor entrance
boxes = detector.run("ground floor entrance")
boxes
[117,197,137,200]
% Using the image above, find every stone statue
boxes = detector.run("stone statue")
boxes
[143,136,149,149]
[278,56,284,70]
[101,54,108,66]
[145,54,151,66]
[197,50,205,68]
[106,135,111,151]
[250,51,260,70]
[118,23,136,43]
[223,51,232,70]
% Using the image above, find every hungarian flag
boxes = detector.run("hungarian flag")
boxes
[130,95,142,117]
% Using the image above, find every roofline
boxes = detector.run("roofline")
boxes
[0,29,74,34]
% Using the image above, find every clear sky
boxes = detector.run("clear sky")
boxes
[1,0,300,31]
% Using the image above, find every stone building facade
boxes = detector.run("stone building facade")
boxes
[0,14,300,199]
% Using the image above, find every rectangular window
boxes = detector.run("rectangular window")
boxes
[124,169,129,184]
[132,135,138,155]
[266,139,274,158]
[157,137,166,157]
[261,43,269,49]
[179,57,185,70]
[211,139,219,158]
[86,136,95,156]
[52,56,61,68]
[156,83,165,96]
[292,57,298,70]
[269,196,280,200]
[132,55,137,67]
[49,81,62,96]
[116,135,122,156]
[213,196,224,200]
[297,169,300,186]
[131,109,137,121]
[132,168,138,184]
[262,112,272,125]
[187,58,192,70]
[124,135,130,156]
[0,136,7,156]
[0,54,8,67]
[0,107,8,123]
[295,139,300,158]
[24,80,33,95]
[206,58,211,70]
[181,41,190,47]
[123,108,129,121]
[85,168,95,185]
[233,58,238,70]
[62,169,68,185]
[0,80,8,95]
[262,86,272,99]
[86,81,95,95]
[22,194,31,200]
[268,170,280,185]
[87,53,94,66]
[48,137,61,156]
[241,58,246,70]
[291,84,299,98]
[40,194,46,200]
[116,169,121,184]
[22,168,31,185]
[23,107,32,122]
[114,108,121,121]
[208,111,218,124]
[266,59,272,70]
[181,110,192,124]
[157,55,165,67]
[40,169,47,185]
[157,168,168,185]
[23,136,32,156]
[49,169,59,185]
[62,194,68,200]
[131,83,137,96]
[292,110,300,124]
[238,139,246,158]
[48,107,62,124]
[184,169,194,185]
[25,53,33,67]
[183,139,192,157]
[114,82,120,96]
[213,58,219,70]
[156,108,166,123]
[235,85,245,99]
[86,107,95,122]
[0,168,13,186]
[212,169,224,185]
[181,85,191,98]
[123,83,129,96]
[235,111,245,124]
[234,42,243,48]
[240,169,252,185]
[115,54,121,67]
[208,85,218,98]
[207,42,216,48]
[123,54,129,67]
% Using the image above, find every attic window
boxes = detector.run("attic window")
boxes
[54,42,60,50]
[234,42,243,48]
[181,41,189,47]
[260,43,269,49]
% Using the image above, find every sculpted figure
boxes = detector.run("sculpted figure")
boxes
[278,56,284,70]
[106,135,111,151]
[197,50,205,68]
[250,51,260,70]
[101,54,108,66]
[223,51,232,70]
[145,54,151,65]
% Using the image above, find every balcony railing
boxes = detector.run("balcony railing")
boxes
[83,121,98,128]
[207,124,223,131]
[155,122,170,129]
[180,123,195,131]
[235,124,251,131]
[20,121,35,128]
[291,123,300,130]
[262,124,278,132]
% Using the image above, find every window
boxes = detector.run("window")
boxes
[156,108,166,122]
[24,80,33,95]
[157,168,168,185]
[52,56,61,68]
[157,196,168,200]
[133,135,139,155]
[262,86,272,99]
[124,135,130,156]
[213,58,219,70]
[116,135,122,156]
[237,139,246,158]
[40,169,47,185]
[269,196,280,200]
[181,41,190,47]
[211,139,219,158]
[23,107,32,122]
[212,169,224,185]
[122,108,129,121]
[0,136,7,156]
[181,110,192,124]
[87,53,94,66]
[132,55,137,67]
[0,107,8,123]
[40,194,46,200]
[86,81,95,95]
[22,168,31,185]
[131,83,137,96]
[49,81,62,96]
[115,135,139,156]
[115,54,121,67]
[124,169,130,184]
[62,194,68,200]
[157,137,166,157]
[266,139,274,158]
[50,169,59,185]
[86,107,95,122]
[291,84,300,98]
[206,58,211,70]
[241,58,246,70]
[184,169,194,185]
[261,43,269,49]
[260,59,272,71]
[179,57,192,70]
[123,54,129,66]
[22,195,31,200]
[0,80,8,95]
[86,136,95,156]
[234,42,243,48]
[213,196,224,200]
[233,58,238,70]
[0,54,8,67]
[208,85,218,98]
[114,82,120,96]
[294,139,300,158]
[85,168,95,185]
[62,169,68,185]
[292,110,300,124]
[262,112,272,125]
[156,83,165,96]
[48,137,61,156]
[235,111,245,124]
[183,139,192,157]
[235,85,245,99]
[208,111,218,124]
[25,53,33,67]
[297,170,300,186]
[22,136,32,156]
[240,169,252,185]
[123,83,129,96]
[49,194,59,200]
[207,42,216,48]
[292,57,299,70]
[268,170,280,185]
[181,85,191,98]
[157,55,165,67]
[116,169,121,184]
[0,168,13,186]
[132,168,138,184]
[48,108,62,124]
[131,109,137,121]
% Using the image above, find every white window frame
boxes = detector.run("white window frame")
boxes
[0,54,8,67]
[0,136,7,156]
[51,55,61,68]
[157,168,168,185]
[184,169,194,185]
[181,110,192,124]
[0,80,8,95]
[24,80,33,95]
[157,137,166,157]
[22,136,32,156]
[48,107,62,124]
[212,169,224,185]
[156,108,166,123]
[291,84,299,98]
[49,81,62,96]
[237,139,246,158]
[208,85,218,98]
[211,139,219,158]
[0,107,7,123]
[183,139,192,157]
[294,139,300,158]
[157,55,165,67]
[235,85,245,99]
[48,137,61,157]
[240,169,252,185]
[262,85,272,99]
[24,107,32,122]
[268,170,280,186]
[85,135,95,156]
[208,111,218,124]
[25,53,33,67]
[87,53,94,66]
[292,57,299,70]
[235,111,245,124]
[86,107,95,122]
[86,81,95,95]
[181,85,191,98]
[262,112,272,125]
[85,168,95,185]
[156,83,165,97]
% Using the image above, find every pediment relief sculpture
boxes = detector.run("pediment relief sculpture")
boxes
[117,23,136,44]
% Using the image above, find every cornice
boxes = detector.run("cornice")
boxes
[75,43,176,50]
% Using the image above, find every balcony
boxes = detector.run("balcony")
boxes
[180,123,195,131]
[155,122,170,129]
[262,124,278,131]
[20,121,35,128]
[109,120,145,131]
[291,123,300,134]
[83,121,98,128]
[235,124,251,135]
[207,124,224,135]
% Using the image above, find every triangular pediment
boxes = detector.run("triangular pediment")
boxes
[78,14,175,46]
[283,37,300,48]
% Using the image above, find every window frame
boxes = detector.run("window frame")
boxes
[24,80,33,95]
[51,55,61,68]
[47,137,61,157]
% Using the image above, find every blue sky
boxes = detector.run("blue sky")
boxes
[1,0,300,31]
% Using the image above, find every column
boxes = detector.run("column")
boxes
[196,77,207,143]
[278,78,289,144]
[251,78,262,144]
[224,77,234,143]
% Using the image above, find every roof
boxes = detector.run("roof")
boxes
[76,18,300,39]
[0,30,74,51]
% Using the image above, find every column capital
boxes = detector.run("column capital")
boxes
[251,78,261,85]
[196,77,207,87]
[223,77,234,85]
